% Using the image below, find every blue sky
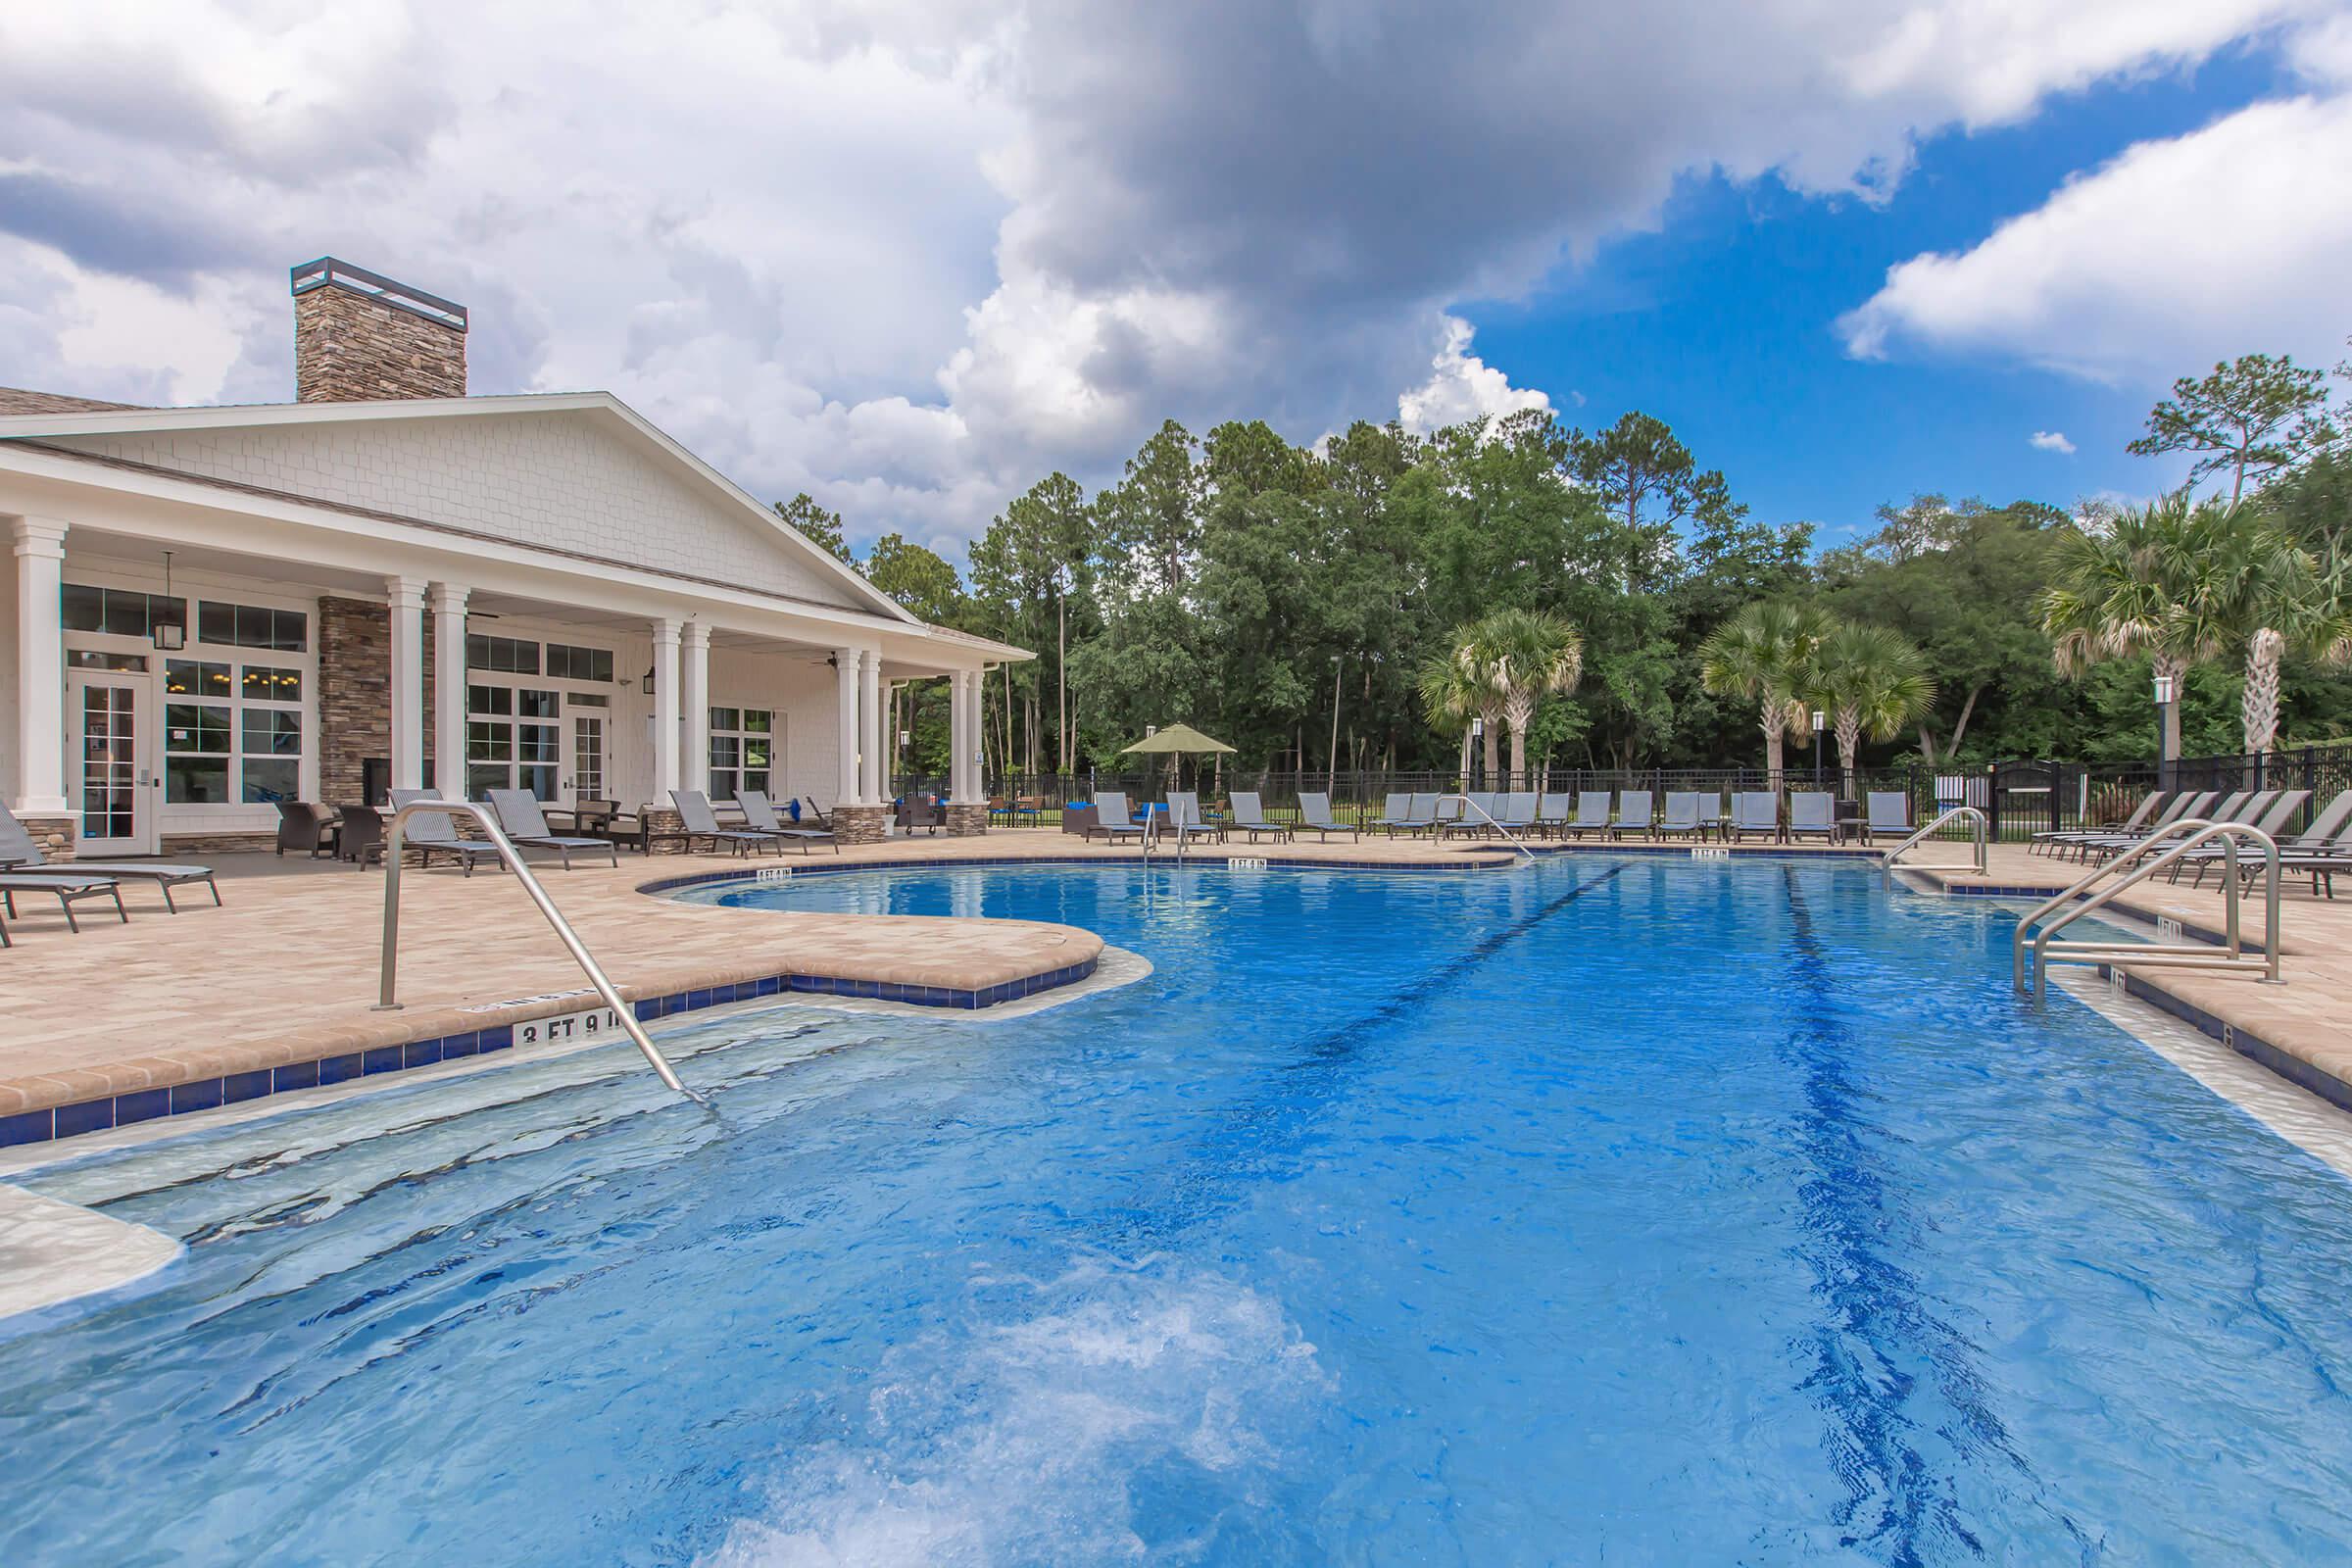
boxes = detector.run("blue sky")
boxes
[1463,46,2306,545]
[4,4,2348,560]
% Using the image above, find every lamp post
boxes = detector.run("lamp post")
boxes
[1327,653,1344,797]
[2152,671,2177,793]
[1811,709,1826,787]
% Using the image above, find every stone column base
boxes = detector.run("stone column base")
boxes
[944,804,989,837]
[18,814,75,863]
[640,807,687,854]
[832,804,891,845]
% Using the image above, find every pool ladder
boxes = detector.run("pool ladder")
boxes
[1877,806,1988,884]
[1140,809,1194,863]
[1433,794,1536,861]
[2010,819,2282,1002]
[371,799,700,1101]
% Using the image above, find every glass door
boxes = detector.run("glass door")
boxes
[568,703,608,806]
[70,665,156,856]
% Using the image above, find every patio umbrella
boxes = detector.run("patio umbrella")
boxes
[1118,722,1236,795]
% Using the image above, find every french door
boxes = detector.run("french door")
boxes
[568,705,608,805]
[70,668,157,856]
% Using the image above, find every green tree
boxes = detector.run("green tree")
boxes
[1803,619,1936,800]
[2128,353,2338,503]
[1099,420,1203,593]
[1415,641,1500,784]
[1698,601,1832,785]
[2039,494,2229,761]
[772,493,853,563]
[969,473,1095,772]
[1572,411,1740,561]
[1470,608,1584,786]
[861,533,965,623]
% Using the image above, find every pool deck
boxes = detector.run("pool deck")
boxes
[1,828,2345,1146]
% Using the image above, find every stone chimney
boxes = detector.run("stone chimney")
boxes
[289,257,467,403]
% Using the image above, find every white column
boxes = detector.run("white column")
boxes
[859,649,885,803]
[681,620,710,796]
[949,670,974,802]
[429,582,467,800]
[652,618,682,803]
[834,647,861,804]
[11,516,69,814]
[964,668,986,801]
[386,575,427,793]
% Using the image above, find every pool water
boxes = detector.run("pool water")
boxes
[7,858,2352,1565]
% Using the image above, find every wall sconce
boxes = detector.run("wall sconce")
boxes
[641,664,656,696]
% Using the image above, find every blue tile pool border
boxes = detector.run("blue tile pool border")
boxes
[0,954,1101,1152]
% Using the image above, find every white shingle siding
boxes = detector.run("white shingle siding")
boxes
[44,412,870,613]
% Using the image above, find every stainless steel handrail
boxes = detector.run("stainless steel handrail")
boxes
[1878,806,1987,883]
[373,800,698,1099]
[2011,819,2282,1001]
[1433,794,1536,861]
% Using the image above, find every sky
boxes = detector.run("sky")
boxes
[3,1,2350,564]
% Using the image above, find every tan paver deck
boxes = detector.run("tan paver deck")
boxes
[3,828,2343,1129]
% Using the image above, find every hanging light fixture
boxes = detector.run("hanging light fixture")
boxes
[153,551,186,651]
[642,663,657,695]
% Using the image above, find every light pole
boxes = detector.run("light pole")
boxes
[2152,671,2177,794]
[1327,653,1344,797]
[1811,709,1826,787]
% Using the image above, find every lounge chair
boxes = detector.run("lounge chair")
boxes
[2067,790,2216,862]
[1440,791,1500,839]
[2169,789,2309,885]
[2268,805,2352,897]
[0,870,127,933]
[1864,792,1913,844]
[896,794,947,835]
[491,789,621,868]
[1493,792,1541,836]
[1694,793,1727,841]
[668,789,779,858]
[0,802,220,912]
[2034,792,2162,857]
[1372,792,1413,836]
[1228,791,1293,843]
[798,797,836,830]
[1728,792,1780,842]
[1654,792,1703,841]
[1787,792,1838,843]
[1614,789,1653,840]
[274,801,341,858]
[1166,791,1226,842]
[1557,791,1615,840]
[1294,791,1360,842]
[1084,791,1146,844]
[1533,791,1575,838]
[389,788,509,874]
[738,790,840,854]
[1379,792,1438,837]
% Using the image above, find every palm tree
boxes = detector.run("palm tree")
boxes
[1416,645,1500,785]
[1804,620,1936,802]
[1699,601,1831,787]
[1470,609,1583,787]
[2039,493,2215,764]
[2177,502,2342,755]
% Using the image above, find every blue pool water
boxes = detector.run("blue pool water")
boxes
[7,858,2352,1564]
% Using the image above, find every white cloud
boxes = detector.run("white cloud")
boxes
[2029,429,2077,454]
[1,1,2340,550]
[1396,317,1552,434]
[1840,92,2352,383]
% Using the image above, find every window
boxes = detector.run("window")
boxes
[68,651,150,672]
[163,660,303,803]
[574,713,605,801]
[546,643,614,683]
[467,685,562,801]
[165,700,231,804]
[63,583,185,641]
[197,600,307,652]
[466,634,541,674]
[710,708,772,801]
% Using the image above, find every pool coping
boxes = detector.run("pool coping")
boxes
[1910,872,2352,1118]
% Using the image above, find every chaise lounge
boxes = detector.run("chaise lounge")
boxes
[0,802,220,912]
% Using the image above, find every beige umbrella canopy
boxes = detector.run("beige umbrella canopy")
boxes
[1117,722,1236,794]
[1117,722,1235,757]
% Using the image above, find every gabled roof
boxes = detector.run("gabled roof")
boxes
[0,389,920,627]
[0,386,144,416]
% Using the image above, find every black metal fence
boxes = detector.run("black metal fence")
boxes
[906,743,2352,841]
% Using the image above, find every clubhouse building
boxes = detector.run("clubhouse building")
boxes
[0,258,1019,859]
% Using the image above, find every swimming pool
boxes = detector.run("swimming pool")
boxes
[6,857,2352,1563]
